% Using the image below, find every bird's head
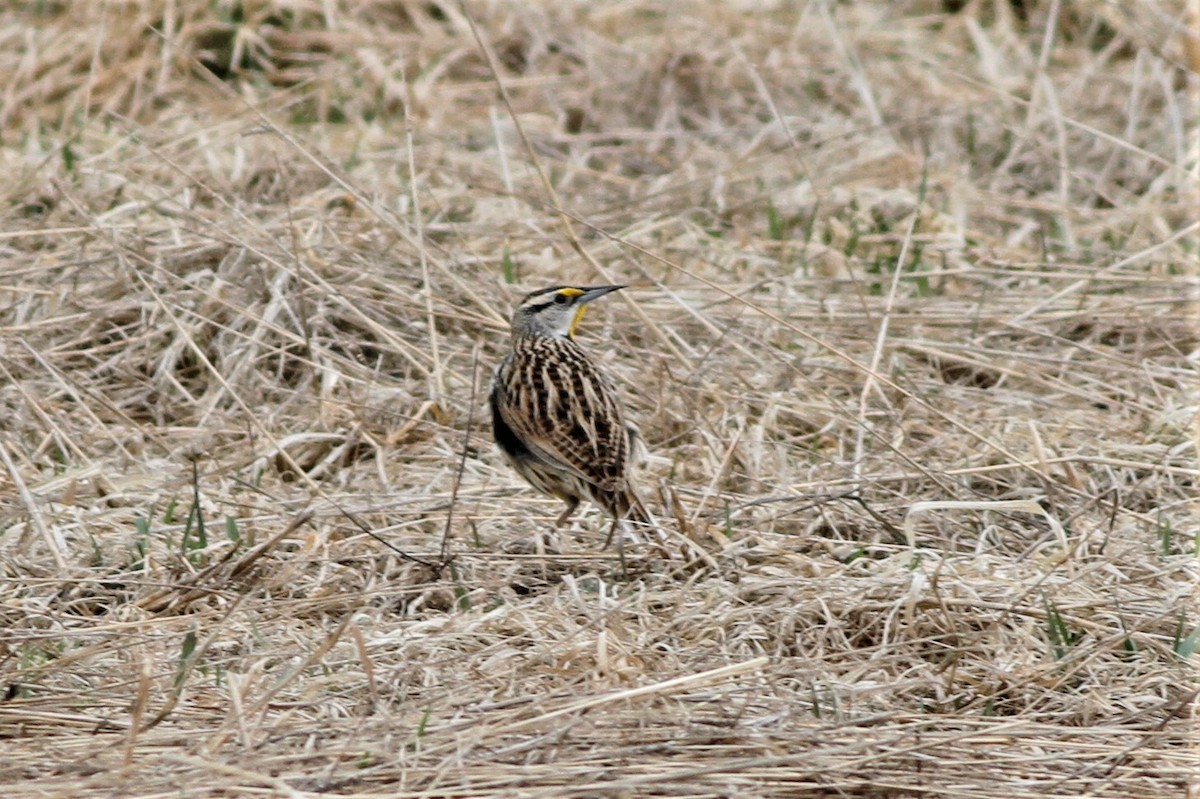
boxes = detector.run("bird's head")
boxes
[509,284,626,340]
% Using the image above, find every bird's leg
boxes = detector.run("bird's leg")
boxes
[603,517,618,549]
[603,516,631,581]
[555,497,580,528]
[616,525,628,580]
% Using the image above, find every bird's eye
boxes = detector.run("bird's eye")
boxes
[554,293,570,305]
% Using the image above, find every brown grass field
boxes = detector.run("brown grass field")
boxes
[1,1,1198,797]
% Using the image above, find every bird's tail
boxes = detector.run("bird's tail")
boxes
[602,488,664,549]
[611,484,719,568]
[622,490,655,528]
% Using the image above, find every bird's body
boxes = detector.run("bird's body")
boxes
[491,285,651,545]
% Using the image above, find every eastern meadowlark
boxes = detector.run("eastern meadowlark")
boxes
[491,284,652,546]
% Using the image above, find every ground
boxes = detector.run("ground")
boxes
[0,1,1197,797]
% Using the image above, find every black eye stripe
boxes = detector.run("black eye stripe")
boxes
[524,300,556,314]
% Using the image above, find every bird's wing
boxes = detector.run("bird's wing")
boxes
[497,342,631,493]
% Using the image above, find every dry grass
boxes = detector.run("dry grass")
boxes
[1,1,1198,796]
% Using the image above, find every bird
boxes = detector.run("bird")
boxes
[490,284,653,548]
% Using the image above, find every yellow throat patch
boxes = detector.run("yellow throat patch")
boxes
[569,305,587,339]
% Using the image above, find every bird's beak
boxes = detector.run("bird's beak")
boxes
[577,285,626,304]
[569,285,626,339]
